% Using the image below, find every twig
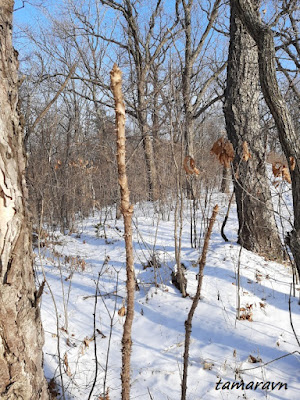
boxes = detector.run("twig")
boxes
[181,205,219,400]
[238,351,300,373]
[103,271,119,396]
[88,256,110,400]
[24,63,77,147]
[82,292,123,300]
[289,284,300,347]
[147,387,154,400]
[235,245,243,324]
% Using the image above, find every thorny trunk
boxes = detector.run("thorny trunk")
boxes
[224,1,283,261]
[234,0,300,275]
[110,64,135,400]
[0,1,49,398]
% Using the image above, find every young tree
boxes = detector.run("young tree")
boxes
[111,64,135,400]
[224,0,283,260]
[0,1,49,398]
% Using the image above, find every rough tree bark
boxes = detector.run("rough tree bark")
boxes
[0,1,49,398]
[233,0,300,275]
[110,64,135,400]
[224,0,283,260]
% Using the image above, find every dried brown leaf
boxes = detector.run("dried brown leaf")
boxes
[242,141,251,161]
[203,361,214,370]
[282,165,291,183]
[83,335,94,348]
[248,354,262,363]
[98,389,110,400]
[289,156,296,171]
[272,162,282,178]
[63,353,72,377]
[211,137,234,168]
[272,162,291,183]
[183,156,200,175]
[118,306,126,317]
[48,378,60,398]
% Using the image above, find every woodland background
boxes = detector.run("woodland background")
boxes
[0,0,299,399]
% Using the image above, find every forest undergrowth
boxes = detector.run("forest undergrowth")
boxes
[36,185,300,400]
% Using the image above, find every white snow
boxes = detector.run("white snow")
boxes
[36,190,300,400]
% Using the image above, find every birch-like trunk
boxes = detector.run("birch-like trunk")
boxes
[0,1,49,398]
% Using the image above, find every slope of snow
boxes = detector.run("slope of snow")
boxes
[36,192,300,399]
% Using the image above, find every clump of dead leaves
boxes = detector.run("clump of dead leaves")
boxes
[64,255,86,272]
[239,303,253,321]
[210,137,234,168]
[48,378,60,399]
[272,159,294,185]
[98,389,110,400]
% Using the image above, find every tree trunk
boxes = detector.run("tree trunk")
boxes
[0,1,49,398]
[234,0,300,276]
[142,127,159,201]
[220,166,230,194]
[224,0,283,261]
[138,80,159,202]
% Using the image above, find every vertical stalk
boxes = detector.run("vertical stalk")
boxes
[110,64,135,400]
[181,205,219,400]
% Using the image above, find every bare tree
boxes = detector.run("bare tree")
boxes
[177,0,226,158]
[100,0,180,201]
[0,0,49,398]
[224,0,283,260]
[233,0,300,274]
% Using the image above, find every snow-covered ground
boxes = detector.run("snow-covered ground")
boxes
[37,191,300,400]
